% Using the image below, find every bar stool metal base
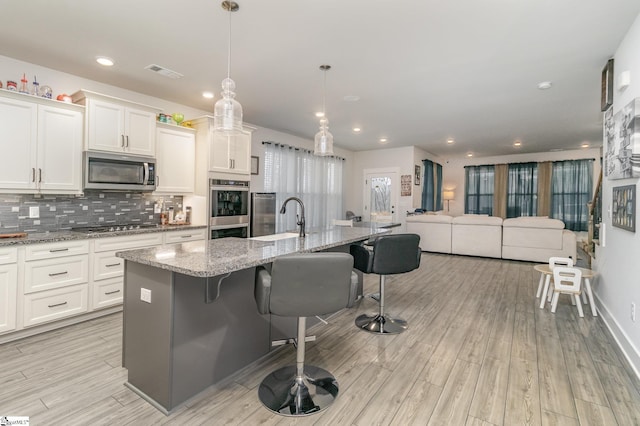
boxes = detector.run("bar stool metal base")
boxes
[355,313,407,334]
[258,365,339,416]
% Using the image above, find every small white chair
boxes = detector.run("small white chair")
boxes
[551,266,583,317]
[538,256,573,302]
[332,219,353,227]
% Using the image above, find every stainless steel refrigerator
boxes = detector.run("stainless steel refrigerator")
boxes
[250,192,276,237]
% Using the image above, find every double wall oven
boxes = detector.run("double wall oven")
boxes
[209,178,249,239]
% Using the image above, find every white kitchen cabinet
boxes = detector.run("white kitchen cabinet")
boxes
[0,247,18,334]
[72,90,160,157]
[90,233,163,310]
[0,91,83,193]
[163,228,206,244]
[191,116,254,177]
[23,241,90,327]
[155,124,196,193]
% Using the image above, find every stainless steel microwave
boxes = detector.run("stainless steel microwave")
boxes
[84,152,156,191]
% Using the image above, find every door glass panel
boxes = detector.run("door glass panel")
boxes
[370,177,392,222]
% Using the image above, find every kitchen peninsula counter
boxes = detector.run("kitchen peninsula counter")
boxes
[117,226,389,414]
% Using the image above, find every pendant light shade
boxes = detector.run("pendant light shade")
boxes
[314,65,334,156]
[213,1,243,135]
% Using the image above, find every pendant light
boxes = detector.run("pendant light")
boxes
[213,1,243,135]
[314,65,334,156]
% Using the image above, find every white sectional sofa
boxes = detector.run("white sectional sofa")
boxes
[405,213,577,262]
[406,214,452,253]
[501,217,577,263]
[451,215,503,258]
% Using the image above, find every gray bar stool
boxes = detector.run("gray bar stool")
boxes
[350,233,421,334]
[254,252,357,416]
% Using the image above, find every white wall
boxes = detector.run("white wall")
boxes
[444,148,601,217]
[595,13,640,376]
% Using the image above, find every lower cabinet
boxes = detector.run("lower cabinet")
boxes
[23,284,89,327]
[0,262,18,334]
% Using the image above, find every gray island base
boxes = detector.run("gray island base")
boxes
[116,227,389,414]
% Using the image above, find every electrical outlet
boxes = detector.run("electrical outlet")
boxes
[29,206,39,218]
[632,303,636,322]
[140,288,152,304]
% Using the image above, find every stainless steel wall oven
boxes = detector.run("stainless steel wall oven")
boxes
[209,178,249,239]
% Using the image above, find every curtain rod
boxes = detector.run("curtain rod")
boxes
[463,158,595,168]
[262,141,345,161]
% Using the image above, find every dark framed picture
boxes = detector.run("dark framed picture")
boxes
[414,165,421,185]
[612,184,635,232]
[251,156,259,175]
[601,58,614,112]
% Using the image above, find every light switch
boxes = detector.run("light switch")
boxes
[29,206,39,218]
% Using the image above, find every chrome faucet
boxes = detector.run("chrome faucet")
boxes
[279,197,306,237]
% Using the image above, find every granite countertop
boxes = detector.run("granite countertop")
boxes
[0,224,207,247]
[116,226,391,278]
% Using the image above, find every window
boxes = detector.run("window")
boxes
[551,159,593,231]
[263,142,343,232]
[465,165,494,214]
[507,162,538,217]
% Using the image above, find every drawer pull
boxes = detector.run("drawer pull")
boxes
[180,235,193,238]
[106,263,121,267]
[49,248,69,253]
[105,289,121,295]
[48,301,68,308]
[48,271,68,277]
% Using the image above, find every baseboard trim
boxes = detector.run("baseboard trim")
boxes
[594,293,640,379]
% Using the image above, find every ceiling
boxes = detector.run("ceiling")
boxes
[2,1,639,158]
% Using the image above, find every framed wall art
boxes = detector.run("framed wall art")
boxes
[401,174,412,196]
[601,58,614,112]
[251,156,259,175]
[414,165,421,185]
[612,184,635,232]
[604,97,640,179]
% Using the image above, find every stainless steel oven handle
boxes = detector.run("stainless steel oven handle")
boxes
[210,186,249,192]
[143,163,149,185]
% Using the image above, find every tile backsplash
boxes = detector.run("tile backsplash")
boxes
[0,191,183,234]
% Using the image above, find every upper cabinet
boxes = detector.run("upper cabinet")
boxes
[191,116,254,177]
[155,124,196,194]
[72,90,160,157]
[0,90,83,194]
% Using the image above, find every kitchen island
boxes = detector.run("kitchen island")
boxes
[116,226,389,414]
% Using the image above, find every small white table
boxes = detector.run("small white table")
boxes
[534,264,597,316]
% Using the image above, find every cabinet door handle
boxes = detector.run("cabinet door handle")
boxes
[126,135,129,147]
[48,301,68,308]
[180,235,193,238]
[121,135,125,147]
[32,168,36,182]
[49,248,69,253]
[105,263,121,267]
[48,271,68,277]
[105,289,121,295]
[38,168,42,183]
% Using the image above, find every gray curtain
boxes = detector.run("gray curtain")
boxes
[551,159,593,231]
[507,162,538,218]
[465,165,495,214]
[421,160,435,211]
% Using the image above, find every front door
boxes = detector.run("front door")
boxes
[363,169,398,223]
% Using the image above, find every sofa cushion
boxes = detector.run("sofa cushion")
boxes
[502,217,564,229]
[406,214,453,224]
[452,215,503,226]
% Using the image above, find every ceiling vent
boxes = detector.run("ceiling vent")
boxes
[144,64,183,79]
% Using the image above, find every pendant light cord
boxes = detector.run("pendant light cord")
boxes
[227,6,231,80]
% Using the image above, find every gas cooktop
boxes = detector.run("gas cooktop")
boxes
[71,224,159,234]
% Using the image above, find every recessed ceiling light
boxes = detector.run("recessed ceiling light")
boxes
[343,95,360,102]
[352,127,361,133]
[202,91,214,99]
[581,143,590,148]
[96,56,114,67]
[379,138,388,144]
[466,152,474,157]
[537,81,552,90]
[514,140,522,147]
[446,138,454,144]
[315,112,325,118]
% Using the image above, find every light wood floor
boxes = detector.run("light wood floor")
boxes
[2,253,640,425]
